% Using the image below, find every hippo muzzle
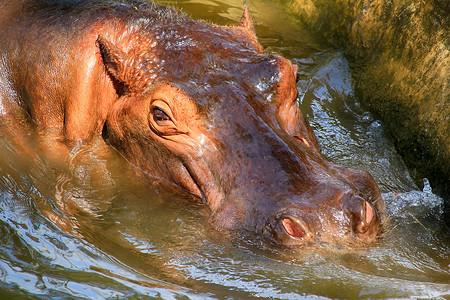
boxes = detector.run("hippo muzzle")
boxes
[204,115,384,246]
[266,190,382,246]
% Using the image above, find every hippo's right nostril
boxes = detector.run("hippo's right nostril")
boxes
[364,200,374,224]
[281,216,314,242]
[352,199,378,235]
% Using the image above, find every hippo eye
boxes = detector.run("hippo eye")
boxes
[153,107,171,122]
[149,102,181,136]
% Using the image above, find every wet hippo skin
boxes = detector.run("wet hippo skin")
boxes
[0,0,385,246]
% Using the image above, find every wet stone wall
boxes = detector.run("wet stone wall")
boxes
[282,0,449,222]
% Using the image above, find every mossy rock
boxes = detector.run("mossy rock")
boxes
[283,0,449,222]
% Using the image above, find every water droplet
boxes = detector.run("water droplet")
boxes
[422,178,432,194]
[370,120,382,128]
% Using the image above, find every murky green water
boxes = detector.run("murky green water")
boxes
[1,0,449,299]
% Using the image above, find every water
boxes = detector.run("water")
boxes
[1,0,449,299]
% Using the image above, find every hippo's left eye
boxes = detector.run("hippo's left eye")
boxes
[149,101,181,136]
[153,107,171,122]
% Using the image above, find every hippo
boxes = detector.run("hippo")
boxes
[0,0,385,246]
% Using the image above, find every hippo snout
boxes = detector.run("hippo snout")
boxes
[266,192,382,247]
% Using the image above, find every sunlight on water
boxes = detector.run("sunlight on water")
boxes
[0,192,201,299]
[0,0,449,299]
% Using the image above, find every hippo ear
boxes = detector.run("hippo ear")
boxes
[237,6,263,53]
[96,35,137,93]
[240,6,256,37]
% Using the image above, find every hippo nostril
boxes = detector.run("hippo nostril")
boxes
[342,194,379,235]
[282,218,304,238]
[353,200,377,234]
[281,216,314,242]
[364,201,374,224]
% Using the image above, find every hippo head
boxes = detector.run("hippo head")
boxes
[99,7,385,246]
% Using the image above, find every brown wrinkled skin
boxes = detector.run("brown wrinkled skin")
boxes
[0,0,385,247]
